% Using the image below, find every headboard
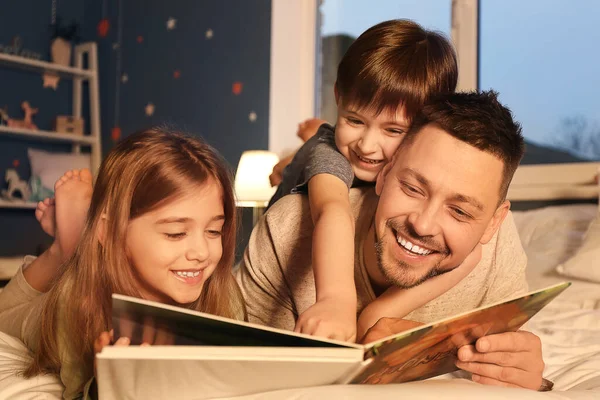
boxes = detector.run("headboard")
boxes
[507,162,600,203]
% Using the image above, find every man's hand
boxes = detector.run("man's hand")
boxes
[294,298,357,342]
[455,330,545,390]
[360,317,424,344]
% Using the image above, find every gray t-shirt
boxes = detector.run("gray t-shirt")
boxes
[268,123,355,208]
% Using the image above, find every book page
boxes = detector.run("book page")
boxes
[111,294,361,349]
[351,281,570,384]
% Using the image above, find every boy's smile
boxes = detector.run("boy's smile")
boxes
[334,102,409,182]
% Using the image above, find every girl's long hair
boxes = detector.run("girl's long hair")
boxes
[25,128,246,379]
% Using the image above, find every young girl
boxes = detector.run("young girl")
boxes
[0,128,245,399]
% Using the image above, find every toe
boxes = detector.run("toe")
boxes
[80,168,93,184]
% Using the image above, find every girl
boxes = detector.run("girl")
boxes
[0,128,245,399]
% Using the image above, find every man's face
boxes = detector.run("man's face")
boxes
[372,124,509,289]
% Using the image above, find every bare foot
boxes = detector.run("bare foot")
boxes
[54,169,94,261]
[35,197,56,237]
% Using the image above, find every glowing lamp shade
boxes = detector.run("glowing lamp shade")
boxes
[234,151,280,204]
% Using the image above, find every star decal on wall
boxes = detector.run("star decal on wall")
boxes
[167,17,177,31]
[145,102,155,116]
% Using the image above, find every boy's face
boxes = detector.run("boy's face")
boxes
[371,124,509,289]
[335,100,409,182]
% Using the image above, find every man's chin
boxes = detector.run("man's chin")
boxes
[379,261,447,290]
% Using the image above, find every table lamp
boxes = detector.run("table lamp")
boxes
[235,150,280,224]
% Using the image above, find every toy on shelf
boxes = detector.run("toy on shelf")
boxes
[0,106,8,126]
[1,169,31,202]
[54,115,84,135]
[43,17,80,90]
[7,101,38,130]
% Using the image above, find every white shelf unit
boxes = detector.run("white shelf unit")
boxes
[0,42,101,210]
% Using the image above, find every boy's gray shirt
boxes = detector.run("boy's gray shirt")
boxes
[268,123,355,208]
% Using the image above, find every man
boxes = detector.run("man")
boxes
[237,91,551,391]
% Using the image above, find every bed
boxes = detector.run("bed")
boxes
[1,163,599,399]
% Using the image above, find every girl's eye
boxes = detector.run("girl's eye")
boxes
[165,232,186,239]
[206,230,223,238]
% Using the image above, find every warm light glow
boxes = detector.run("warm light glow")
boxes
[235,151,279,204]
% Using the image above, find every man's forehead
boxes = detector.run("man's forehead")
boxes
[392,126,505,209]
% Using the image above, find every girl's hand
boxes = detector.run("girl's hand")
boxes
[93,330,132,377]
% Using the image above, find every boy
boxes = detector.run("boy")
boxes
[268,19,479,342]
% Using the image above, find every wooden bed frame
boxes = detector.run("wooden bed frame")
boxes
[507,162,600,202]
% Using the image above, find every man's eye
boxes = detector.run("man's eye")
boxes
[165,232,186,239]
[401,183,422,196]
[451,208,472,220]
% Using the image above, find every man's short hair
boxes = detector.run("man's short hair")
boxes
[336,19,457,122]
[404,90,525,201]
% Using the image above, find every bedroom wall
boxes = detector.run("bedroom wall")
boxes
[0,0,95,256]
[0,0,271,257]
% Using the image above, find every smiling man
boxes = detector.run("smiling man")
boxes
[237,91,552,391]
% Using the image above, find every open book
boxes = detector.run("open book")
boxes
[96,282,569,399]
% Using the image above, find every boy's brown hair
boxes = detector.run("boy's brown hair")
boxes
[336,19,458,121]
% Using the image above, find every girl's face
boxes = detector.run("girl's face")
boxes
[125,180,225,305]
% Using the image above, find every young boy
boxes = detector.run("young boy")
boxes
[269,19,481,342]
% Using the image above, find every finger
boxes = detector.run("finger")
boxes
[94,331,111,354]
[114,337,130,346]
[118,315,135,340]
[455,361,539,389]
[476,331,540,353]
[141,316,156,344]
[312,324,342,341]
[154,327,175,345]
[470,374,522,388]
[458,347,530,369]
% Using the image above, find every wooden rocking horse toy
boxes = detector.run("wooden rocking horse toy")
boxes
[7,101,38,130]
[1,169,31,202]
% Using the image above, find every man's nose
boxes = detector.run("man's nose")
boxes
[407,204,442,238]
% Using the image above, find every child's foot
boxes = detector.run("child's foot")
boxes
[35,197,56,237]
[54,169,94,261]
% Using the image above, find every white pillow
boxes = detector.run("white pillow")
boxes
[27,148,91,195]
[556,210,600,283]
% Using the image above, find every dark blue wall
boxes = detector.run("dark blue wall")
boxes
[0,0,271,256]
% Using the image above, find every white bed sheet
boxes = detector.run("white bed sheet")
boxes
[0,205,598,399]
[513,204,600,393]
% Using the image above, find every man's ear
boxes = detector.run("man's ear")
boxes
[480,200,510,244]
[375,161,394,196]
[334,82,340,105]
[97,213,108,247]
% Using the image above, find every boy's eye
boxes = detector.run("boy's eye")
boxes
[387,128,405,135]
[346,117,363,125]
[165,232,186,239]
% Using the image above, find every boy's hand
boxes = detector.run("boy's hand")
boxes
[294,298,357,342]
[455,331,545,390]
